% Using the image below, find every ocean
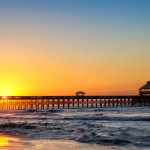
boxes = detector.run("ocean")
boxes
[0,106,150,150]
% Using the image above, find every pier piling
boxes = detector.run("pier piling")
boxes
[0,96,149,110]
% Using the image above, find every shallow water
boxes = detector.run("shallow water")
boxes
[0,106,150,149]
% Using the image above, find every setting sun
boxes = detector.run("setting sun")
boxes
[2,96,7,99]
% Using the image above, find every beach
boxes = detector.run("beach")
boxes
[0,106,150,149]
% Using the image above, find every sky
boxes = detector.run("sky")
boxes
[0,0,150,96]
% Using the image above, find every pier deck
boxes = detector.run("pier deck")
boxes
[0,96,150,110]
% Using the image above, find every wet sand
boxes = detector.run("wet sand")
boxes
[0,133,144,150]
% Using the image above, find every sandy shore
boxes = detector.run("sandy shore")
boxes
[1,133,143,150]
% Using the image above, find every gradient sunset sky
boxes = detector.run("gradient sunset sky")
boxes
[0,0,150,96]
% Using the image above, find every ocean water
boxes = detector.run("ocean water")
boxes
[0,106,150,150]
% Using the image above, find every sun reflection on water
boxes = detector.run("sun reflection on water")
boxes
[0,137,8,146]
[0,136,21,149]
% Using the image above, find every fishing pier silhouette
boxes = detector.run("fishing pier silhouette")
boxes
[0,81,150,110]
[0,95,150,110]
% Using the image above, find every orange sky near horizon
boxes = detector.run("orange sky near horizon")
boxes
[0,1,150,96]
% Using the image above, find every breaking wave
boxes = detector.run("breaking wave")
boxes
[71,115,150,121]
[76,132,132,146]
[0,122,36,129]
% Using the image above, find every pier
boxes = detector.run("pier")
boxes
[0,96,150,110]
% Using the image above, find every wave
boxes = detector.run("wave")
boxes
[1,115,150,122]
[76,133,131,146]
[1,113,150,121]
[0,122,36,129]
[67,115,150,121]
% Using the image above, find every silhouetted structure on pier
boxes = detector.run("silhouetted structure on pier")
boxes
[139,81,150,96]
[75,91,85,96]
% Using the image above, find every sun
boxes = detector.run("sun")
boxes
[2,96,7,99]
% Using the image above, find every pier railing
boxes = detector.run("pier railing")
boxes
[0,96,150,110]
